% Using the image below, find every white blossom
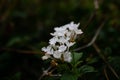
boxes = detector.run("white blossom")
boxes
[41,21,83,62]
[53,51,62,59]
[66,41,75,47]
[67,22,79,30]
[66,22,83,35]
[42,45,53,54]
[57,36,70,44]
[42,54,51,60]
[49,37,58,45]
[63,52,72,62]
[58,45,67,52]
[50,27,67,37]
[54,27,66,32]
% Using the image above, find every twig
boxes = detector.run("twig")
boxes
[94,0,99,10]
[38,66,61,80]
[104,66,109,80]
[50,74,61,77]
[0,0,18,22]
[38,66,52,80]
[75,0,100,46]
[0,0,5,10]
[82,0,99,30]
[82,11,96,30]
[0,48,41,54]
[77,11,96,42]
[73,20,105,51]
[93,43,120,80]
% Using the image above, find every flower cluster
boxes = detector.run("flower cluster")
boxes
[41,22,83,62]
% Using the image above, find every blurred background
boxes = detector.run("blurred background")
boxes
[0,0,120,80]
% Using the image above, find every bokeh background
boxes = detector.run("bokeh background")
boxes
[0,0,120,80]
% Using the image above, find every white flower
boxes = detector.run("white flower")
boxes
[68,22,79,30]
[66,42,75,47]
[49,37,58,45]
[63,52,72,62]
[57,36,70,44]
[42,54,50,60]
[50,27,67,37]
[42,45,53,54]
[41,21,83,62]
[67,22,83,34]
[75,29,83,34]
[53,51,62,59]
[50,32,64,37]
[58,45,67,52]
[65,31,71,37]
[54,27,66,32]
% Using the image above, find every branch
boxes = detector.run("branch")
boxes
[93,43,120,80]
[73,20,105,51]
[0,48,41,54]
[0,0,5,10]
[78,0,99,41]
[82,0,99,30]
[0,0,18,22]
[104,66,110,80]
[38,66,52,80]
[82,11,96,30]
[94,0,99,10]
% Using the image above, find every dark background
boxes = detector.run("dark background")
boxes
[0,0,120,80]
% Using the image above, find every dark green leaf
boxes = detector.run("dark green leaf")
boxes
[6,37,21,47]
[79,65,95,74]
[61,73,78,80]
[71,52,83,64]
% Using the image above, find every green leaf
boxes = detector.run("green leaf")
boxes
[11,72,21,80]
[61,73,78,80]
[6,37,21,47]
[86,57,98,64]
[71,52,83,64]
[79,65,95,75]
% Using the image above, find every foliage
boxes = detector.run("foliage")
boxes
[0,0,120,80]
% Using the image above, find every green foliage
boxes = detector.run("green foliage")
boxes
[56,52,95,80]
[71,52,83,64]
[0,0,120,80]
[61,73,78,80]
[9,72,21,80]
[79,65,95,75]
